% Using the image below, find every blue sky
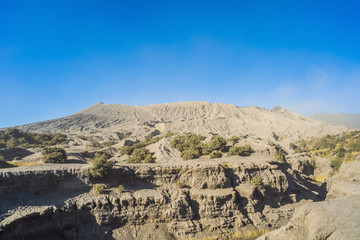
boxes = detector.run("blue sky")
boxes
[1,0,360,127]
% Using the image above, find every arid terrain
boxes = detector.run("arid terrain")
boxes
[0,101,359,240]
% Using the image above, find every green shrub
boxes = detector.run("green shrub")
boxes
[42,147,67,163]
[251,176,263,187]
[330,158,343,171]
[221,162,229,169]
[100,141,116,148]
[227,136,240,144]
[181,149,201,160]
[127,147,155,163]
[85,153,112,178]
[171,134,206,152]
[33,132,67,146]
[119,145,135,156]
[0,129,67,149]
[48,133,67,145]
[200,143,212,155]
[209,150,222,158]
[292,131,360,162]
[170,134,206,160]
[143,154,156,163]
[228,145,254,156]
[117,185,125,193]
[208,136,227,152]
[119,132,173,160]
[336,147,346,159]
[91,184,105,194]
[274,145,288,163]
[176,181,187,188]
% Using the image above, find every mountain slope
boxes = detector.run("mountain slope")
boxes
[15,102,346,145]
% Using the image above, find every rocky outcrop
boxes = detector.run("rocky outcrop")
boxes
[257,160,360,240]
[0,157,326,240]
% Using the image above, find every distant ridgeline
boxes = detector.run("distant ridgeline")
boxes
[0,128,67,149]
[291,130,360,170]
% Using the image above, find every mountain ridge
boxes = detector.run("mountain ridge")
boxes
[14,102,347,146]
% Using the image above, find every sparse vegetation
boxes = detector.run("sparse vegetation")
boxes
[221,162,229,169]
[91,184,105,194]
[78,135,93,141]
[171,134,206,153]
[119,145,135,156]
[292,130,360,171]
[181,149,201,160]
[209,150,222,158]
[251,176,263,187]
[227,136,240,145]
[0,129,67,148]
[228,145,254,156]
[208,136,227,152]
[85,153,112,178]
[274,145,288,163]
[171,134,254,160]
[176,181,188,188]
[330,158,343,171]
[100,141,117,148]
[127,147,155,163]
[117,185,125,193]
[119,132,174,162]
[42,147,67,163]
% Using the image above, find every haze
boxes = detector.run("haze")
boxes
[1,1,360,128]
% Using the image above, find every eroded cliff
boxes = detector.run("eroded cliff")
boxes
[0,156,325,240]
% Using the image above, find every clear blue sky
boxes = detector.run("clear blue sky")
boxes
[1,0,360,127]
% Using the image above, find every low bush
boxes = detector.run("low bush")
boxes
[42,147,67,163]
[91,184,105,194]
[117,185,125,193]
[209,150,222,158]
[221,162,229,169]
[227,136,240,145]
[181,149,201,160]
[85,153,112,178]
[0,129,67,148]
[330,158,343,171]
[118,132,173,161]
[208,136,227,152]
[176,181,188,188]
[171,134,206,153]
[274,145,288,163]
[251,176,263,187]
[119,145,135,156]
[228,145,254,156]
[127,147,155,163]
[171,134,254,160]
[100,141,116,148]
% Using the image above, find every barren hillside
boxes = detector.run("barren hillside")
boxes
[16,102,346,144]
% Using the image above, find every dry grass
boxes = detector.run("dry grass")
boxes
[5,161,42,168]
[314,175,328,183]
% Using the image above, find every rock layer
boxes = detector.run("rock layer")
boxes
[0,157,325,240]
